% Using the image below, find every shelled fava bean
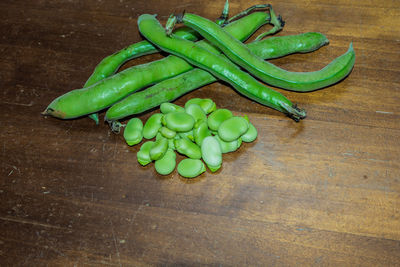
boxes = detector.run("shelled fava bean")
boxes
[123,98,258,178]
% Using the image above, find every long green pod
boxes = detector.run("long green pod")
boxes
[84,27,200,89]
[83,0,231,124]
[178,13,355,92]
[84,0,232,87]
[105,32,329,121]
[247,32,329,59]
[137,14,305,121]
[44,12,271,120]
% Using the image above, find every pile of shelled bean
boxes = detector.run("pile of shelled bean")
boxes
[123,98,257,178]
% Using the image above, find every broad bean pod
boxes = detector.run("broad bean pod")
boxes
[175,13,355,92]
[44,12,272,120]
[105,32,328,121]
[137,14,306,121]
[82,0,232,124]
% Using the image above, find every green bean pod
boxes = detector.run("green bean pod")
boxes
[105,32,328,121]
[82,0,232,124]
[138,14,305,121]
[247,32,329,59]
[44,57,190,119]
[178,13,355,92]
[83,27,200,89]
[44,11,271,120]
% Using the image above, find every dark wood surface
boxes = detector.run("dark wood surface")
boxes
[1,0,400,265]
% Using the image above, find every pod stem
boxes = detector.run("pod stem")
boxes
[255,7,285,41]
[165,14,179,36]
[215,0,229,26]
[279,102,307,122]
[109,121,125,134]
[227,4,272,23]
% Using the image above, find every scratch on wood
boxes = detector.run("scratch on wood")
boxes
[110,219,122,267]
[0,216,64,230]
[5,164,21,176]
[375,110,394,114]
[2,101,34,107]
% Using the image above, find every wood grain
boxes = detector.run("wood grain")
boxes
[1,0,399,265]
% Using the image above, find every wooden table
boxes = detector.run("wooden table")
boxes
[1,0,399,265]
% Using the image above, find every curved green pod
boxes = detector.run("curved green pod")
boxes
[218,117,249,142]
[83,27,200,89]
[137,141,154,166]
[175,138,202,159]
[138,14,305,121]
[164,112,195,132]
[155,149,176,175]
[201,136,222,172]
[177,159,206,178]
[179,13,355,92]
[44,56,191,119]
[123,118,143,146]
[207,109,233,131]
[247,32,329,60]
[105,32,329,121]
[79,0,232,124]
[143,113,163,139]
[44,12,271,120]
